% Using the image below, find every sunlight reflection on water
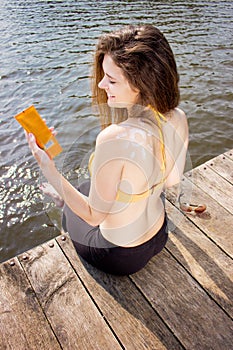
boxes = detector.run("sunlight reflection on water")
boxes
[0,0,232,261]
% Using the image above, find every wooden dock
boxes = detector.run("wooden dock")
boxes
[1,150,232,350]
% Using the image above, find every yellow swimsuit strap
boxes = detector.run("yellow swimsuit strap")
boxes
[88,151,95,177]
[149,105,166,174]
[88,106,167,203]
[116,106,167,203]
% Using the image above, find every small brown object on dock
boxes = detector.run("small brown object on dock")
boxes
[0,149,232,349]
[180,202,207,213]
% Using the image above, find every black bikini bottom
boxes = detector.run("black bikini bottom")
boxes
[62,180,168,275]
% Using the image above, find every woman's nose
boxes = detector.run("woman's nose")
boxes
[98,76,108,89]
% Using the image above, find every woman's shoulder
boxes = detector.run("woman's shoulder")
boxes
[168,108,188,133]
[96,123,127,145]
[169,107,187,122]
[162,108,188,149]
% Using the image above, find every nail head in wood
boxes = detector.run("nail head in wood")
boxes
[49,242,54,248]
[61,236,66,241]
[9,260,15,266]
[22,255,28,260]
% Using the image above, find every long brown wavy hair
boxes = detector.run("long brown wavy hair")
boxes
[92,25,180,128]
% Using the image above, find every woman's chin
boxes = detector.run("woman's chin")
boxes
[107,100,129,109]
[107,98,117,107]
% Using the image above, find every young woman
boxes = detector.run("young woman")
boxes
[27,25,189,275]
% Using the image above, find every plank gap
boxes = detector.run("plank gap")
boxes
[166,200,233,261]
[166,175,233,257]
[56,234,184,350]
[128,274,186,350]
[56,235,126,349]
[131,249,233,350]
[17,256,64,349]
[164,245,233,321]
[185,166,233,215]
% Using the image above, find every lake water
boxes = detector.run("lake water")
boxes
[0,0,232,262]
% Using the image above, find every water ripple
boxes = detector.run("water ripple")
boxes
[0,0,232,261]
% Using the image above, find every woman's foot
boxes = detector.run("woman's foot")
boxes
[40,183,64,208]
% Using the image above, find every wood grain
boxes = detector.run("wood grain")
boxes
[166,176,233,257]
[185,163,233,214]
[131,250,233,350]
[1,149,233,350]
[18,240,121,350]
[57,233,184,350]
[205,153,233,184]
[165,200,233,318]
[224,149,233,161]
[0,258,61,350]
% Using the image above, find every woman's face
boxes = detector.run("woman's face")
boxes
[98,54,139,108]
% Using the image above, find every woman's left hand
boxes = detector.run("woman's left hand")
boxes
[26,132,55,171]
[26,131,62,199]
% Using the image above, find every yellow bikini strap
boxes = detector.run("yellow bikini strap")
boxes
[88,151,95,176]
[148,105,166,174]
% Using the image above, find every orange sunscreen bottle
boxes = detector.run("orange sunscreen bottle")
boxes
[14,105,62,158]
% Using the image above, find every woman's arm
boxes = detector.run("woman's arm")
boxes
[27,127,124,226]
[164,111,189,188]
[164,135,189,188]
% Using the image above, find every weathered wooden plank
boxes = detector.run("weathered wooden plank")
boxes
[224,148,233,161]
[185,164,233,214]
[205,153,233,184]
[0,258,61,350]
[18,239,121,350]
[131,249,233,350]
[56,233,184,350]
[166,176,233,257]
[165,200,233,318]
